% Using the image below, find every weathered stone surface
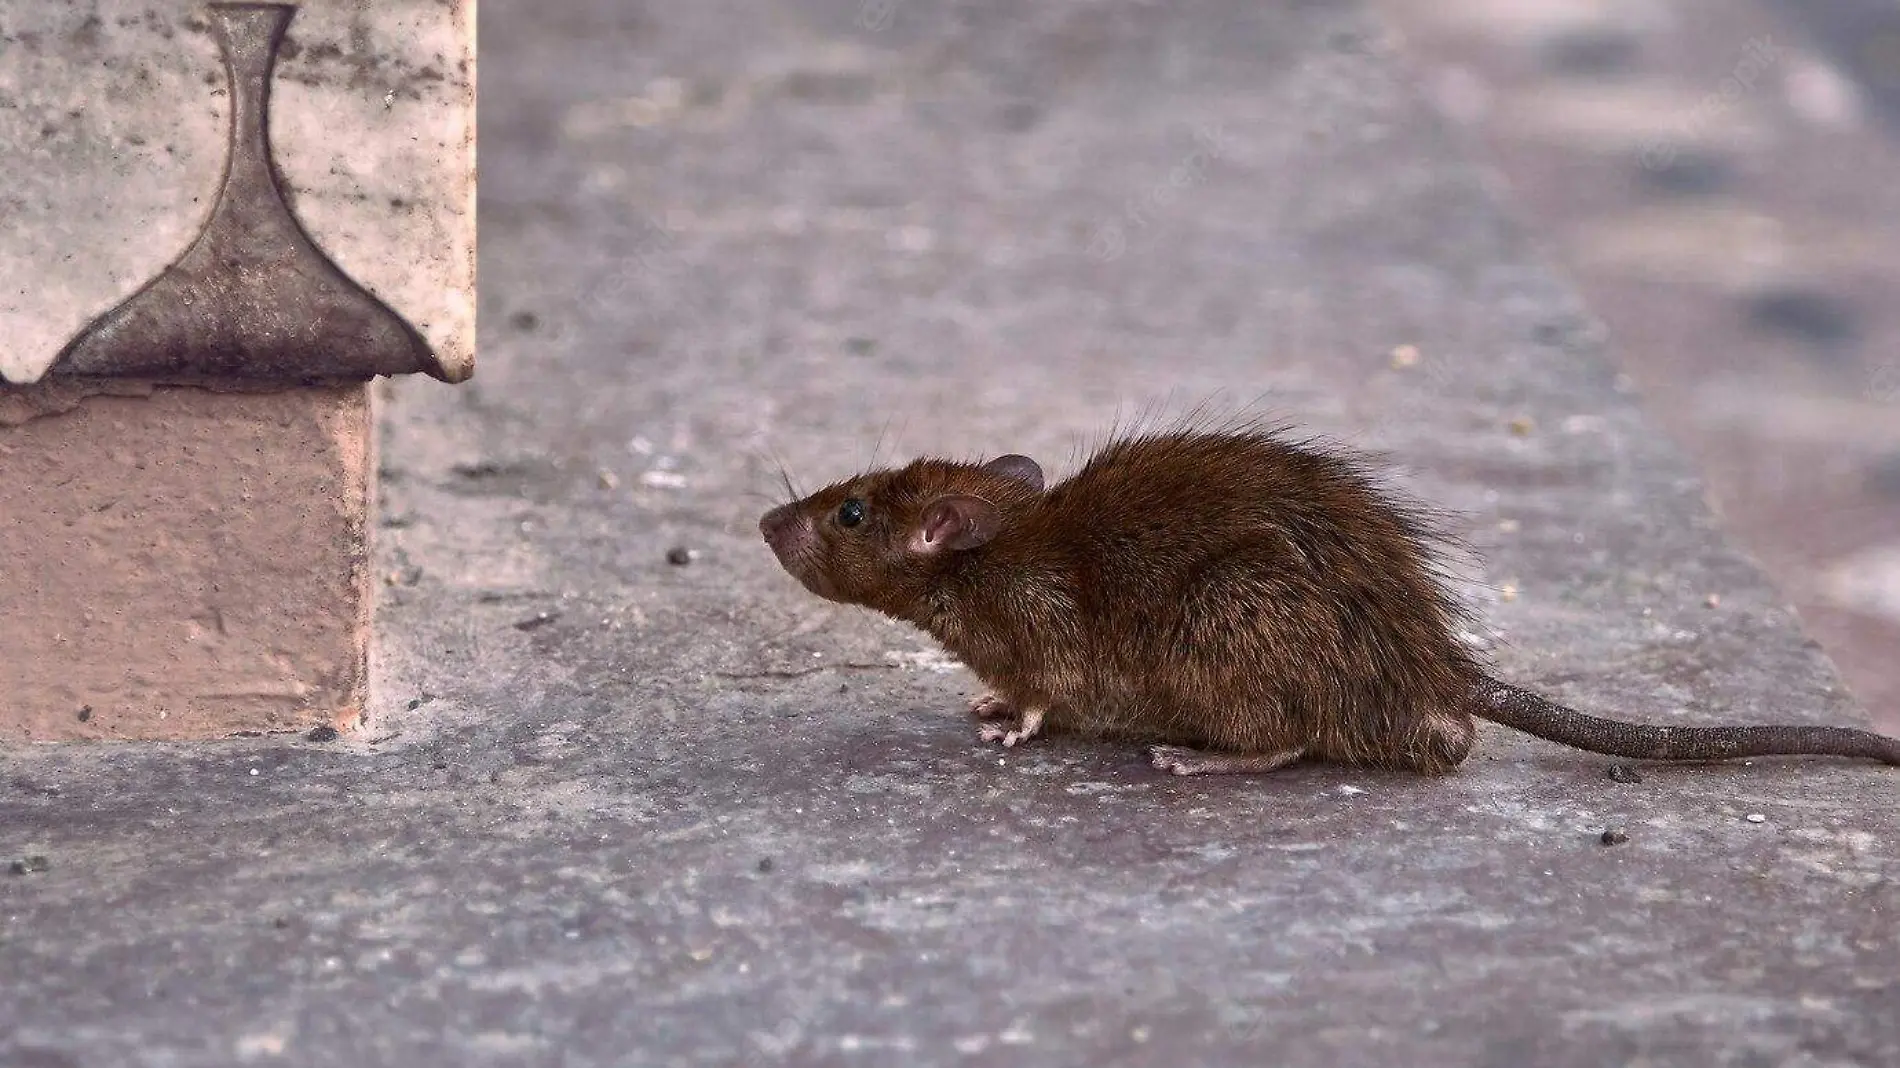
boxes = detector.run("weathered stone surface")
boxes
[0,384,372,739]
[1,1,1894,1065]
[1,1,472,739]
[0,0,475,384]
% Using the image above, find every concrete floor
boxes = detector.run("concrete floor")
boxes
[4,1,1896,1065]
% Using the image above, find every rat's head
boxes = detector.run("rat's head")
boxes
[759,453,1045,618]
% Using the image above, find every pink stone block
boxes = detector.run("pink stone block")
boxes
[1,384,375,740]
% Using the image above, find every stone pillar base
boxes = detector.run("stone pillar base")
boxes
[1,382,374,741]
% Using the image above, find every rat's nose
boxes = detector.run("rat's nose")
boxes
[759,503,796,546]
[759,504,814,563]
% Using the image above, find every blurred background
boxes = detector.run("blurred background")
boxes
[1380,0,1900,732]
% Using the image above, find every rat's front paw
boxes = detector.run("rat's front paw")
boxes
[968,692,1015,721]
[976,706,1046,748]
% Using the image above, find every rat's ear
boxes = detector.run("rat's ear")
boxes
[911,495,1002,553]
[982,453,1044,492]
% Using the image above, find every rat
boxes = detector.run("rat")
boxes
[757,424,1900,775]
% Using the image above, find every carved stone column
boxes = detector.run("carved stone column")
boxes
[0,1,476,740]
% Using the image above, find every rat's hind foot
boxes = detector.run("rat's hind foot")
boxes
[968,692,1015,721]
[977,705,1046,748]
[1149,744,1305,776]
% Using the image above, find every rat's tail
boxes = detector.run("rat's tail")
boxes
[1473,678,1900,764]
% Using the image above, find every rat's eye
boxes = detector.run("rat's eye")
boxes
[837,498,866,528]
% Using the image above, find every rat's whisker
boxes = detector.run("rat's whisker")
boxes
[869,415,895,473]
[749,443,802,503]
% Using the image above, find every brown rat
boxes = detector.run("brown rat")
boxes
[757,424,1900,775]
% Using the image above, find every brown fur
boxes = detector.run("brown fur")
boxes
[759,424,1899,775]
